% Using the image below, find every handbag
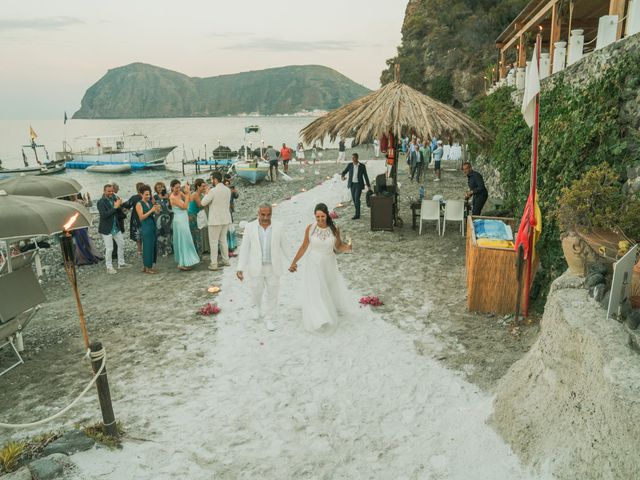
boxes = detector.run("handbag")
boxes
[196,209,208,229]
[365,190,374,208]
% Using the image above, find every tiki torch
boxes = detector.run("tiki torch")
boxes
[60,212,90,349]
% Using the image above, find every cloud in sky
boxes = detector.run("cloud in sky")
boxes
[0,16,84,31]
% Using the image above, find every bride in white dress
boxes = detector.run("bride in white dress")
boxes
[289,203,353,332]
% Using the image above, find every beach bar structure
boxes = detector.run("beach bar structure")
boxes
[465,216,537,315]
[494,0,639,85]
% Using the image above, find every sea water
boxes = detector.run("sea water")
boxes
[0,116,322,197]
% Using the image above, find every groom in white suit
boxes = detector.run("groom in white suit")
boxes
[236,203,288,331]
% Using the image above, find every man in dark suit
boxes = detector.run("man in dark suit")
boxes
[341,153,372,220]
[97,183,131,274]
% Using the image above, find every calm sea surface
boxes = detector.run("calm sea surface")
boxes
[0,117,322,197]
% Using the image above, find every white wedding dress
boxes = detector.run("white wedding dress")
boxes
[301,223,353,332]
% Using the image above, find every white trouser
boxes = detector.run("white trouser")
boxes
[337,151,346,163]
[208,224,229,266]
[102,231,125,269]
[248,265,280,319]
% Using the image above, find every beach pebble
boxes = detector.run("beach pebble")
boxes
[28,453,73,480]
[43,430,95,456]
[2,467,32,480]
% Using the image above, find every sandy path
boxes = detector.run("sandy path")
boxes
[66,166,542,479]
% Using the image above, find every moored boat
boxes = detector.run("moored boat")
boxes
[56,133,176,170]
[234,161,270,184]
[0,133,66,176]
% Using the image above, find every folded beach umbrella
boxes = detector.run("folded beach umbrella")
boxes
[0,175,82,199]
[0,190,91,241]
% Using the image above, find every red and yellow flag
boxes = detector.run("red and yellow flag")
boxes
[29,126,38,141]
[514,191,542,263]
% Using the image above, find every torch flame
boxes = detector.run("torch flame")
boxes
[63,212,80,231]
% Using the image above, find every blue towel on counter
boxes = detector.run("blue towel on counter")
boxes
[473,219,513,241]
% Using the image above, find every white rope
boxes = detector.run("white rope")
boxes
[0,348,106,429]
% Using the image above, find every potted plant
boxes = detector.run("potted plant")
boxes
[555,163,640,276]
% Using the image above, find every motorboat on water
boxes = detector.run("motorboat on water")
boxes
[0,140,66,177]
[56,133,176,170]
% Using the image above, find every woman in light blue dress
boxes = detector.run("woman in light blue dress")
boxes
[169,179,200,271]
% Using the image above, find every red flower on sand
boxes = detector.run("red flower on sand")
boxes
[197,303,221,316]
[359,296,384,307]
[329,210,339,219]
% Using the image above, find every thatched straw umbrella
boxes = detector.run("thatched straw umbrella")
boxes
[301,80,490,177]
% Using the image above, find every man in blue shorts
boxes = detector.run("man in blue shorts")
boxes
[432,140,444,181]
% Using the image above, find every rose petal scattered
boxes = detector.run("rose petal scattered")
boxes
[197,302,221,316]
[359,295,384,307]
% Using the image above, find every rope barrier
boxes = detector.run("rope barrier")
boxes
[0,348,106,429]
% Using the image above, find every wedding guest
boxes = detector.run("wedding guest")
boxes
[135,184,161,274]
[188,178,207,255]
[97,184,131,274]
[169,179,200,271]
[66,193,102,266]
[153,181,173,257]
[123,182,145,257]
[201,171,231,271]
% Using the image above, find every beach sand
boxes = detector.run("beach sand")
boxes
[0,158,543,479]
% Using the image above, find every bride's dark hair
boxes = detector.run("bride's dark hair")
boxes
[314,203,337,237]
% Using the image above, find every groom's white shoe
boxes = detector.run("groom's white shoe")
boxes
[264,318,276,331]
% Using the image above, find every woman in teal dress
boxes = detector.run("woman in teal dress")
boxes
[188,179,206,255]
[169,179,200,271]
[135,185,161,274]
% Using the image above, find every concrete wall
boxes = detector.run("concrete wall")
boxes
[491,272,640,480]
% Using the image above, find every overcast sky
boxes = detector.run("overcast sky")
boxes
[0,1,406,119]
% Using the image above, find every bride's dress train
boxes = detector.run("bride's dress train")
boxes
[300,223,353,332]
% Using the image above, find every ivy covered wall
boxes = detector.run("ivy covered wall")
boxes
[468,35,640,302]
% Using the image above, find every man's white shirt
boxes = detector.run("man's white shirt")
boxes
[258,225,272,265]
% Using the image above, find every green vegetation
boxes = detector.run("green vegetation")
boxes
[79,421,125,449]
[381,0,528,104]
[557,164,640,239]
[73,63,371,119]
[468,54,640,301]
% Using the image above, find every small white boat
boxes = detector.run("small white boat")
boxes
[86,164,132,174]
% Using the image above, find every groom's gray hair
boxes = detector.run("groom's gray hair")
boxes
[258,202,272,211]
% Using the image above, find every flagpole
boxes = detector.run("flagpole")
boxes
[523,32,542,318]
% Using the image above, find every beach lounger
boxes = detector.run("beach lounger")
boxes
[0,265,46,376]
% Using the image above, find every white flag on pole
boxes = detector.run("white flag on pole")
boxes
[521,45,540,128]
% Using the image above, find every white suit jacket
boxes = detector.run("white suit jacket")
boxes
[236,220,288,277]
[201,183,232,226]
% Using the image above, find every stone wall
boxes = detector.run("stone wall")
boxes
[491,272,640,480]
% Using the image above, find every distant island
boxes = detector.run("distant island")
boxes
[73,63,371,119]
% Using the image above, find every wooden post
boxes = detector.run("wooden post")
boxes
[518,35,526,67]
[90,341,118,438]
[609,0,626,40]
[499,50,507,79]
[549,2,562,76]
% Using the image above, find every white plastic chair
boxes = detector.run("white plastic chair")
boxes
[419,200,441,235]
[442,200,465,236]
